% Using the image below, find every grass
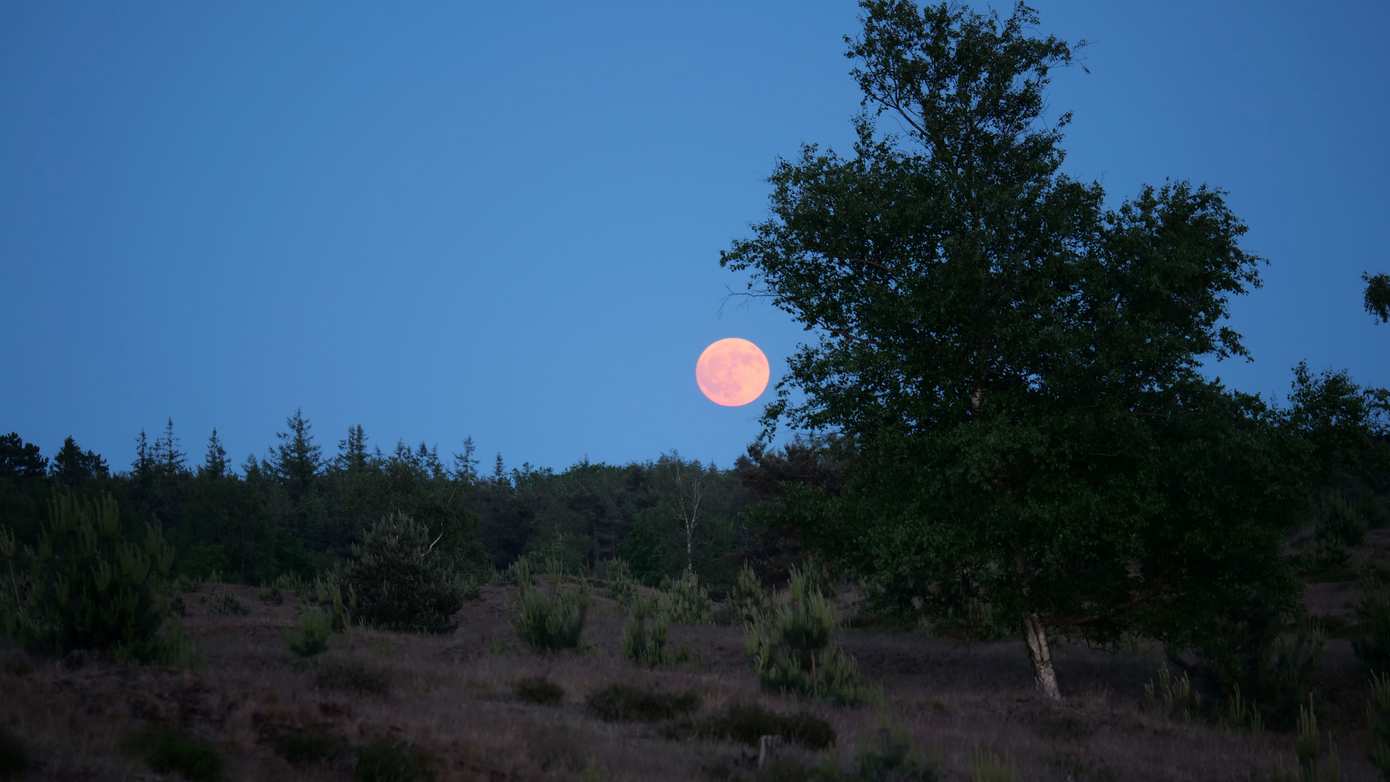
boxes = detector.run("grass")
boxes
[315,658,392,695]
[123,725,224,782]
[585,683,702,723]
[513,675,566,705]
[355,738,436,782]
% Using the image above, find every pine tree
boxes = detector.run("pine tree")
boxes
[132,430,154,482]
[199,429,228,479]
[0,433,47,478]
[272,408,322,498]
[493,453,506,484]
[50,436,107,487]
[151,418,186,477]
[453,436,479,482]
[241,453,263,482]
[336,424,369,472]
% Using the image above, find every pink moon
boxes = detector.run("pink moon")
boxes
[695,338,770,407]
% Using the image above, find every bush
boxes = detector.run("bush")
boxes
[211,593,249,616]
[969,748,1015,782]
[345,512,462,634]
[660,570,712,624]
[355,739,435,782]
[1355,578,1390,674]
[267,727,343,767]
[312,571,355,632]
[854,724,940,781]
[0,725,31,780]
[682,701,835,751]
[622,594,669,667]
[585,683,701,722]
[124,725,224,782]
[1201,605,1325,731]
[1368,671,1390,780]
[514,565,587,652]
[731,562,770,627]
[0,492,183,663]
[746,565,867,705]
[287,609,331,658]
[604,558,638,607]
[513,676,565,705]
[316,658,391,695]
[1293,693,1342,782]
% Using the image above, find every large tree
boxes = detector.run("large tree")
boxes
[721,0,1306,699]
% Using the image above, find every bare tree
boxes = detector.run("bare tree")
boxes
[661,451,705,575]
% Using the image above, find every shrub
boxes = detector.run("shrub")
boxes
[514,569,587,652]
[854,724,940,782]
[267,727,343,766]
[513,676,565,705]
[1202,606,1325,730]
[586,683,701,722]
[660,570,713,624]
[731,562,770,627]
[1143,664,1201,721]
[312,571,355,632]
[287,609,331,658]
[0,725,31,780]
[1355,578,1390,674]
[969,748,1015,782]
[124,725,224,782]
[345,512,462,634]
[355,739,435,782]
[746,565,867,705]
[684,701,835,751]
[316,658,391,695]
[0,492,182,663]
[1293,693,1341,782]
[211,593,249,616]
[1368,672,1390,780]
[623,594,669,667]
[604,558,637,607]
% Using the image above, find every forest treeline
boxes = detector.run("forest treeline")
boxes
[0,412,841,593]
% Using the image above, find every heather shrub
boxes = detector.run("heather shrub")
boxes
[660,569,713,624]
[513,676,565,705]
[586,683,701,722]
[1202,604,1325,730]
[854,723,940,781]
[514,561,587,651]
[680,701,835,750]
[344,512,462,634]
[355,739,435,782]
[124,726,224,782]
[287,609,331,658]
[0,492,186,663]
[747,565,867,704]
[267,727,343,767]
[316,658,391,695]
[622,594,669,667]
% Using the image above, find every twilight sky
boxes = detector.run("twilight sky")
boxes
[2,1,1386,474]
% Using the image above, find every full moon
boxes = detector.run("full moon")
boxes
[695,337,770,407]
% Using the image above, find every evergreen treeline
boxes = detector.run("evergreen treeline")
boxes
[0,411,831,592]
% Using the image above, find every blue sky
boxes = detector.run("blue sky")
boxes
[2,1,1386,474]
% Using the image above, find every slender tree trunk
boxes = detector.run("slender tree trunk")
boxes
[1023,613,1062,701]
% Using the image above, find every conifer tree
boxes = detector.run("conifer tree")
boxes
[272,408,321,498]
[50,436,108,487]
[453,436,479,483]
[151,418,186,477]
[132,430,154,482]
[0,433,47,479]
[199,429,228,480]
[336,424,370,472]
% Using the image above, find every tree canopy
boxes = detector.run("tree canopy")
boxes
[721,0,1308,699]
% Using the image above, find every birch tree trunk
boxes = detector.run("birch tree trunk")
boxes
[1023,613,1062,701]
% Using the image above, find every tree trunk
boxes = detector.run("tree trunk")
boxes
[1023,613,1062,701]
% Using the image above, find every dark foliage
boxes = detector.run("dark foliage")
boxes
[123,726,224,782]
[512,676,566,705]
[354,739,435,782]
[585,683,702,723]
